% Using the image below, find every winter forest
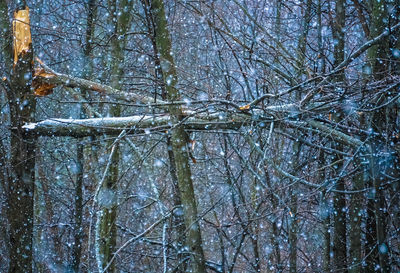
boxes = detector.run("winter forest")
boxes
[0,0,399,272]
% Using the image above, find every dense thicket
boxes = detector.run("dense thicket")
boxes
[0,0,399,272]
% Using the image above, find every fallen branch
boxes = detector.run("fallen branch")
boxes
[35,57,168,105]
[22,109,365,149]
[22,112,250,137]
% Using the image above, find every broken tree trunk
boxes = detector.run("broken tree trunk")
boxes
[5,4,36,273]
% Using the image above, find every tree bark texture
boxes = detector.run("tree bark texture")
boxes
[149,0,207,272]
[332,0,348,272]
[366,1,393,271]
[5,5,36,273]
[95,0,131,271]
[72,1,98,271]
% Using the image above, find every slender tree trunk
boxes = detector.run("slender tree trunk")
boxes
[72,1,97,271]
[332,0,348,272]
[333,174,347,273]
[318,150,331,273]
[36,156,65,268]
[149,0,206,272]
[73,142,84,271]
[365,1,391,271]
[288,142,300,273]
[322,191,331,273]
[288,1,312,270]
[95,0,131,271]
[0,0,13,267]
[349,157,364,273]
[288,187,298,273]
[250,174,261,272]
[365,193,377,273]
[317,0,325,73]
[143,2,188,269]
[367,144,390,272]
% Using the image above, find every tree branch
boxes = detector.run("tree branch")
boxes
[22,112,250,137]
[35,57,168,105]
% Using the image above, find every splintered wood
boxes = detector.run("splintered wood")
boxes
[33,67,56,96]
[12,7,32,66]
[13,7,55,96]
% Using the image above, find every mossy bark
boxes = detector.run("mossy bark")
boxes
[95,0,131,271]
[149,0,207,272]
[143,1,189,270]
[365,1,392,272]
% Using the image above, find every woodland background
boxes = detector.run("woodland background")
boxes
[0,0,399,272]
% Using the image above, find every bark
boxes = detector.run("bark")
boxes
[95,0,131,271]
[288,1,312,270]
[365,1,392,271]
[5,5,36,273]
[368,144,390,273]
[22,111,247,136]
[333,169,347,273]
[0,1,12,268]
[349,156,364,273]
[318,112,330,272]
[288,140,301,273]
[317,0,325,73]
[288,186,298,273]
[352,0,370,38]
[332,0,348,271]
[72,141,84,272]
[0,0,12,72]
[149,0,207,272]
[143,1,189,269]
[365,190,378,273]
[322,192,331,273]
[349,108,368,273]
[72,1,97,271]
[36,155,65,268]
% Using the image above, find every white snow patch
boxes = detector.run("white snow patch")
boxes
[22,123,37,130]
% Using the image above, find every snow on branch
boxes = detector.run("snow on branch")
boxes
[22,109,365,149]
[22,112,250,137]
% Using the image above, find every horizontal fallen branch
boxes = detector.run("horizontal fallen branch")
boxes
[22,112,252,137]
[21,110,365,149]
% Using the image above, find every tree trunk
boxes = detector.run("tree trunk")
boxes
[143,1,189,269]
[288,142,300,273]
[72,2,97,271]
[322,191,331,273]
[95,0,131,271]
[365,1,392,271]
[73,140,84,272]
[288,187,298,273]
[288,1,312,269]
[349,158,364,273]
[5,4,36,272]
[149,0,207,272]
[332,0,348,272]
